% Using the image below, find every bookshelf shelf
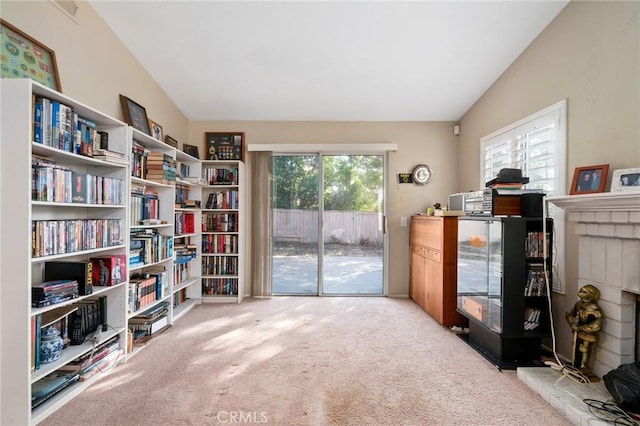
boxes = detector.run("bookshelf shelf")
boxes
[30,328,123,383]
[31,283,127,316]
[30,245,127,263]
[32,201,126,209]
[172,298,199,321]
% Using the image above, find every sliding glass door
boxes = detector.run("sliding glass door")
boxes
[272,154,384,295]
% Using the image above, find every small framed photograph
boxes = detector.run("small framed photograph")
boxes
[119,95,151,135]
[611,167,640,192]
[1,19,62,92]
[205,132,245,161]
[569,164,609,195]
[164,135,178,148]
[182,144,199,159]
[148,119,163,141]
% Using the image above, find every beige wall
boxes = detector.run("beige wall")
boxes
[1,1,189,142]
[189,121,458,296]
[457,1,640,358]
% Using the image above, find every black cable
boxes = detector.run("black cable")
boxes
[583,398,639,426]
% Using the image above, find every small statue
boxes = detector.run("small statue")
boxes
[565,284,604,380]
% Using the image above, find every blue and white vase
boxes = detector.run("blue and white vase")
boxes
[40,326,64,364]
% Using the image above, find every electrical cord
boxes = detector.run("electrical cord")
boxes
[583,399,640,426]
[541,198,591,385]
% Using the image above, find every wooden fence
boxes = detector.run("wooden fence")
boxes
[273,209,383,245]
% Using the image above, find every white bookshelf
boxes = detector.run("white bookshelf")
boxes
[172,149,203,319]
[1,79,129,425]
[200,160,246,303]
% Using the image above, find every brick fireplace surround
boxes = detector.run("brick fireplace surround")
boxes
[517,192,639,425]
[549,191,640,378]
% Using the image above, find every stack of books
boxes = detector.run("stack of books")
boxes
[32,280,79,308]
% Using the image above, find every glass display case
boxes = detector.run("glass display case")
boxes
[456,216,553,365]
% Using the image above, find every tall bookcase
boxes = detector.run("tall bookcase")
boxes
[1,79,130,424]
[127,129,176,355]
[172,150,203,319]
[201,160,246,303]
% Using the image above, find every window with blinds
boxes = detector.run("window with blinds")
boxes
[480,100,567,293]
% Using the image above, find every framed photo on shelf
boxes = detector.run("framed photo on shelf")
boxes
[611,167,640,192]
[182,144,199,159]
[205,132,245,161]
[119,95,151,135]
[0,19,62,92]
[569,164,609,195]
[164,135,179,148]
[148,119,163,141]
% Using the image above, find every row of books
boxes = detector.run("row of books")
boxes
[524,266,548,296]
[32,157,124,205]
[202,255,238,276]
[173,259,192,285]
[173,288,189,308]
[131,140,149,180]
[130,185,160,225]
[32,219,123,258]
[33,96,108,157]
[205,190,239,210]
[129,229,174,267]
[175,212,196,235]
[202,234,238,255]
[128,271,167,314]
[175,183,190,207]
[202,278,238,296]
[177,162,190,179]
[525,231,550,258]
[203,167,238,185]
[202,212,238,232]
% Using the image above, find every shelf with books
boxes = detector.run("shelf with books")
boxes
[1,79,130,424]
[200,160,245,303]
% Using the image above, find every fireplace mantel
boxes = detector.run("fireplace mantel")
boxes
[547,192,640,212]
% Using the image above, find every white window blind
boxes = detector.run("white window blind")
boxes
[480,100,567,293]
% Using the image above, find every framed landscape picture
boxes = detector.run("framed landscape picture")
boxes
[0,19,61,92]
[205,132,245,161]
[119,95,151,135]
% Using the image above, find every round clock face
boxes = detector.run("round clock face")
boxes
[412,164,432,185]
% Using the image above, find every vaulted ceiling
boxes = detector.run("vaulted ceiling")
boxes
[89,1,568,121]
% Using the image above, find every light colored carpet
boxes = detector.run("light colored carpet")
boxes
[42,297,571,425]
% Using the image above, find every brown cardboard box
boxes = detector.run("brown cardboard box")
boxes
[462,296,485,322]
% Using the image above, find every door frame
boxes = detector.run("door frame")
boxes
[254,143,396,296]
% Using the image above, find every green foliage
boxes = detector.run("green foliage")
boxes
[273,155,383,211]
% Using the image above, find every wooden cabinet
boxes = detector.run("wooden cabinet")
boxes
[409,215,467,327]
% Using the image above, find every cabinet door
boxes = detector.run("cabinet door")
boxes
[410,251,425,309]
[424,256,444,323]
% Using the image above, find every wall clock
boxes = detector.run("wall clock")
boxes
[412,164,432,185]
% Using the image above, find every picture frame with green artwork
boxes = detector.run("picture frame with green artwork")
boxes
[1,19,62,92]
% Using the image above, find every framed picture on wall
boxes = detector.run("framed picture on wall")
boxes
[569,164,609,195]
[0,19,62,92]
[205,132,245,161]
